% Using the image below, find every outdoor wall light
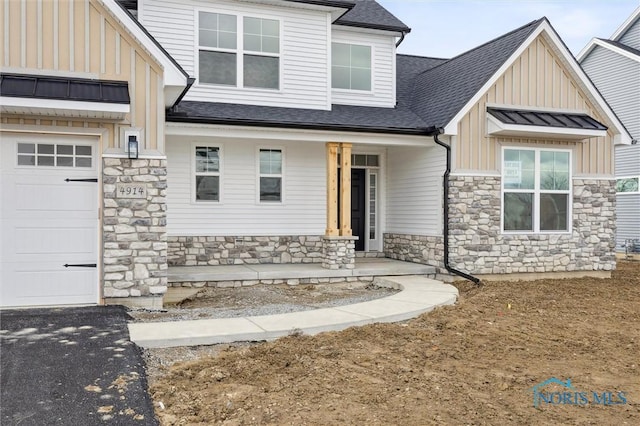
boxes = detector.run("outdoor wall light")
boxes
[128,135,139,159]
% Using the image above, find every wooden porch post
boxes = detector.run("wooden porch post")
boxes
[339,143,352,236]
[325,142,339,236]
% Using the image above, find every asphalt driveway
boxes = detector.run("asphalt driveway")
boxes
[0,306,157,425]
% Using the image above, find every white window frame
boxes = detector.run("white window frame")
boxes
[501,146,573,234]
[615,175,640,194]
[191,142,223,204]
[256,146,284,204]
[196,10,282,90]
[331,42,374,93]
[15,141,95,170]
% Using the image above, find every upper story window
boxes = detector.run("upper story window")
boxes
[502,148,571,233]
[198,12,280,89]
[332,43,371,91]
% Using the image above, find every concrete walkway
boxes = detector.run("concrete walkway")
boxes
[129,275,458,348]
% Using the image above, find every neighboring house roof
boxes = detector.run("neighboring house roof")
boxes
[579,38,640,64]
[0,74,130,104]
[409,18,544,130]
[334,0,410,33]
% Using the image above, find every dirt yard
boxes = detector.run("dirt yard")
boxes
[146,261,639,425]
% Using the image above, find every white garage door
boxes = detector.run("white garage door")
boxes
[1,134,99,307]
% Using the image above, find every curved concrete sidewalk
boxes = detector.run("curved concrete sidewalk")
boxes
[128,276,458,348]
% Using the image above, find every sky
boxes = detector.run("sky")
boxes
[378,0,640,58]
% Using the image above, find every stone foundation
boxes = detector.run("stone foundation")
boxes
[102,158,168,303]
[168,235,324,266]
[322,236,357,269]
[170,276,374,288]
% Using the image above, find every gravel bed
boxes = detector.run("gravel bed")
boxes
[129,282,399,323]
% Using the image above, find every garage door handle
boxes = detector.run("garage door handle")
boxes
[63,263,97,268]
[64,178,98,183]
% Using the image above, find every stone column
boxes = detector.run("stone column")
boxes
[322,236,358,269]
[102,158,167,308]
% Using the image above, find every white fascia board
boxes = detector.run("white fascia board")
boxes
[0,96,130,115]
[486,114,607,140]
[611,6,640,41]
[165,122,431,146]
[101,0,187,87]
[576,38,598,62]
[444,20,632,145]
[591,39,640,63]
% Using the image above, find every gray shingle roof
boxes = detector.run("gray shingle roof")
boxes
[409,18,544,129]
[335,0,410,33]
[169,101,433,134]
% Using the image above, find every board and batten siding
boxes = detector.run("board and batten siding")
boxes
[581,45,640,141]
[141,0,331,110]
[0,0,164,152]
[331,29,396,108]
[455,35,615,176]
[385,145,445,235]
[618,17,640,49]
[165,137,326,236]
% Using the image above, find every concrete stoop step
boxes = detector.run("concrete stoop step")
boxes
[128,275,458,349]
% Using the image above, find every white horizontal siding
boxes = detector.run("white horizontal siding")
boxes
[618,18,640,50]
[615,144,640,176]
[331,29,396,108]
[141,0,330,110]
[581,46,640,141]
[165,136,326,236]
[615,194,640,250]
[385,146,444,235]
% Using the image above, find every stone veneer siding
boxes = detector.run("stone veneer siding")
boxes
[447,176,615,274]
[168,236,324,266]
[384,177,616,275]
[384,234,444,272]
[102,158,168,299]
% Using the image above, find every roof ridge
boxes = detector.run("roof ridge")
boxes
[411,17,545,80]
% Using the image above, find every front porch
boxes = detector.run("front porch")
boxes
[167,257,437,290]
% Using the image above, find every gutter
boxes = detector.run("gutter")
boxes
[431,129,481,285]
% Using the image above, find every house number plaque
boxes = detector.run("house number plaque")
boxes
[116,183,146,198]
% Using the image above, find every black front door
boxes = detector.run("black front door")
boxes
[351,169,366,251]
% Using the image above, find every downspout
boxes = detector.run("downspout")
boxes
[395,31,406,48]
[432,129,481,285]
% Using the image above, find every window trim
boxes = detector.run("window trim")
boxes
[15,141,95,170]
[501,146,573,234]
[191,141,223,204]
[195,9,282,91]
[256,146,284,204]
[331,42,374,93]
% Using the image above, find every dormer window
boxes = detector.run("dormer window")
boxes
[198,12,280,89]
[332,43,371,91]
